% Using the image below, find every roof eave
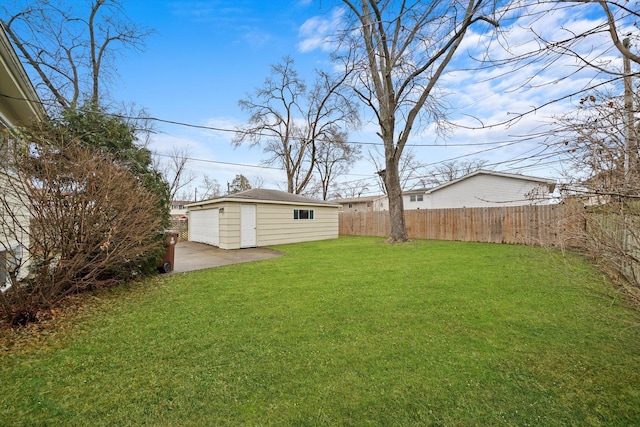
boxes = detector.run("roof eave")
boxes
[186,197,340,208]
[0,23,46,124]
[426,170,557,194]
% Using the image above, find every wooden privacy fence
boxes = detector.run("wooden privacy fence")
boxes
[585,210,640,286]
[339,204,585,247]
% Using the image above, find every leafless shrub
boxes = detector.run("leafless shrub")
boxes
[554,90,640,295]
[0,126,164,325]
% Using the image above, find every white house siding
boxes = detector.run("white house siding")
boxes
[0,173,29,289]
[1,27,45,289]
[403,194,430,210]
[373,197,389,211]
[334,195,388,212]
[256,204,338,246]
[428,174,549,208]
[340,201,371,212]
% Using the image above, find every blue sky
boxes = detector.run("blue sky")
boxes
[103,0,634,198]
[110,0,346,195]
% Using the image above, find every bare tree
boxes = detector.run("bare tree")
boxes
[425,159,490,186]
[549,89,640,290]
[482,1,640,130]
[156,146,196,200]
[553,89,639,199]
[201,175,223,200]
[1,0,152,109]
[250,175,266,189]
[228,174,252,194]
[180,174,223,202]
[331,179,371,199]
[526,1,640,70]
[338,0,500,242]
[368,147,427,194]
[234,56,359,194]
[315,131,362,200]
[493,2,640,292]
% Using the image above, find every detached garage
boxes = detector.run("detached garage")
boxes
[187,189,340,250]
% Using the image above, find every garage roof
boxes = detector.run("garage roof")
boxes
[187,189,340,207]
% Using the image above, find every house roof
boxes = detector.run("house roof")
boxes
[0,23,45,127]
[402,188,429,195]
[187,189,340,208]
[332,195,386,204]
[425,170,556,194]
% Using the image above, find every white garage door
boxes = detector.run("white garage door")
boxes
[189,208,219,246]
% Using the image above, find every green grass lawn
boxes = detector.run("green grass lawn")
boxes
[1,236,640,426]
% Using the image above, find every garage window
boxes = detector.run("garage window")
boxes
[293,209,314,220]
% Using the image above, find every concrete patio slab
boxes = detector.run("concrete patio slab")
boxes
[170,241,283,274]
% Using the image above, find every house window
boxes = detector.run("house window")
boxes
[293,209,314,220]
[410,195,423,202]
[348,203,353,209]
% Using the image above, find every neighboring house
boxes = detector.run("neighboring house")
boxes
[402,188,429,209]
[561,169,623,207]
[416,170,556,209]
[170,200,191,220]
[187,189,340,250]
[0,24,46,289]
[338,171,556,213]
[333,195,388,212]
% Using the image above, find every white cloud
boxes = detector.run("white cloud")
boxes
[238,28,273,49]
[297,8,345,53]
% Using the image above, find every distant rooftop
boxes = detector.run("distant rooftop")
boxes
[187,189,339,207]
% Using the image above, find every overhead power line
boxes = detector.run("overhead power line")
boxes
[152,152,281,171]
[0,91,565,184]
[0,91,532,148]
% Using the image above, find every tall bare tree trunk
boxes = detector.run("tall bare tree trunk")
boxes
[384,159,407,242]
[340,0,499,243]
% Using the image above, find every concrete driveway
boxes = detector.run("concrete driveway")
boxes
[170,241,283,274]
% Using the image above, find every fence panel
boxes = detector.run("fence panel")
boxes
[339,204,583,247]
[169,220,189,241]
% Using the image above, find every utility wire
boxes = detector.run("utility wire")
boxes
[1,91,567,187]
[0,91,534,148]
[152,152,281,171]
